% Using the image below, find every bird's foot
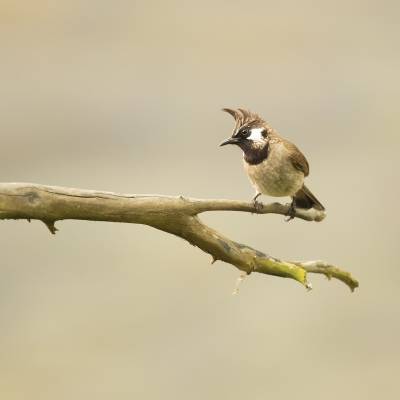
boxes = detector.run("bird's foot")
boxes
[253,199,264,212]
[252,193,263,212]
[285,201,296,222]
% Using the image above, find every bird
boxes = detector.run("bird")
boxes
[219,108,325,219]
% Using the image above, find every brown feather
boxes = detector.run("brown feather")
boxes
[222,107,266,134]
[222,108,239,119]
[281,138,309,177]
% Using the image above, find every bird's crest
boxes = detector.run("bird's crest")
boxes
[222,108,267,134]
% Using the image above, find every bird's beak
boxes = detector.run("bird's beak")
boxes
[219,137,240,147]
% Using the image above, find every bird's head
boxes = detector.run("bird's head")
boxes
[220,108,271,149]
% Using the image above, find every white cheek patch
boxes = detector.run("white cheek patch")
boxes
[248,128,264,142]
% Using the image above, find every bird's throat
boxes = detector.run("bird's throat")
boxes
[242,142,270,165]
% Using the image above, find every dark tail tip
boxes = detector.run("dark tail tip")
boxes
[294,185,325,211]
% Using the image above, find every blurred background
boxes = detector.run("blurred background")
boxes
[1,1,399,399]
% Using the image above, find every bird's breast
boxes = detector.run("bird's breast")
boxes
[244,143,304,197]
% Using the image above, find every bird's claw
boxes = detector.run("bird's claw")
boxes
[252,193,263,212]
[285,202,296,221]
[253,199,263,212]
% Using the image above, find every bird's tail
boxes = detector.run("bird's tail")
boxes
[293,185,325,211]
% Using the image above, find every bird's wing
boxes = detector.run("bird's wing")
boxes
[282,139,310,177]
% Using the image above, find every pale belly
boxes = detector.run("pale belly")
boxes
[244,154,304,197]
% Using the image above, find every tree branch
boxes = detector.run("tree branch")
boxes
[0,183,358,292]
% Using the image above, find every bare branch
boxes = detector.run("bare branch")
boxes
[290,260,359,292]
[0,183,358,291]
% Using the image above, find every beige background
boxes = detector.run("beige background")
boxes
[1,1,399,399]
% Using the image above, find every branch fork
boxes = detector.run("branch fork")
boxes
[0,183,358,291]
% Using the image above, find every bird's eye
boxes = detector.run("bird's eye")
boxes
[240,129,249,138]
